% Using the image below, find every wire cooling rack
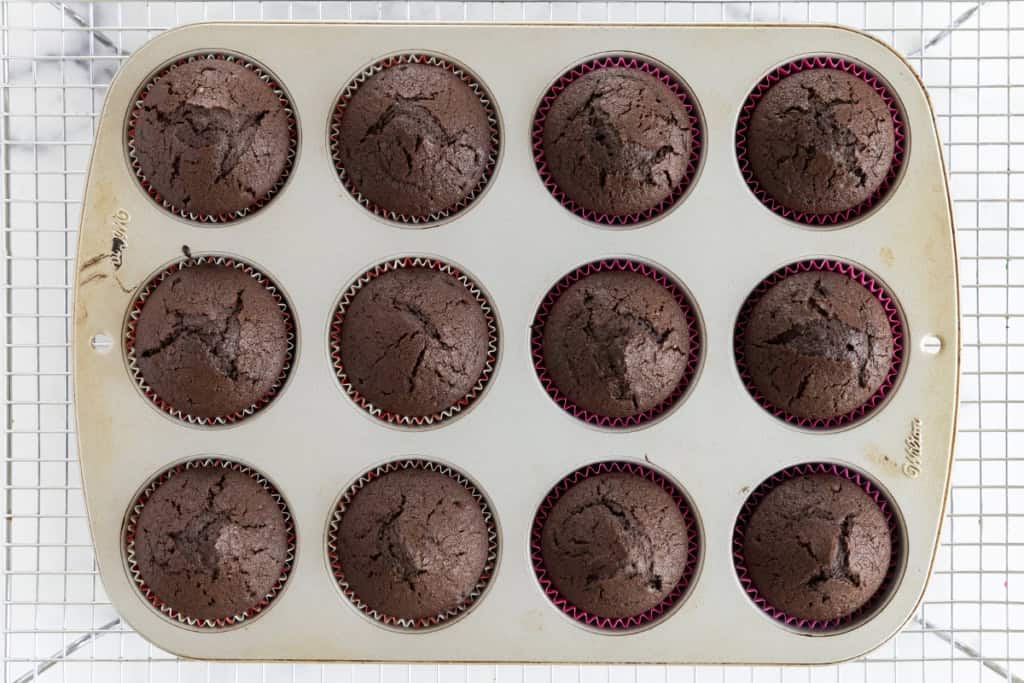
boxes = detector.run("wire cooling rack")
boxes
[2,1,1022,681]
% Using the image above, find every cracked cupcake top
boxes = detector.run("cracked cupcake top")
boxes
[541,67,694,218]
[332,61,495,219]
[130,58,294,219]
[131,463,290,622]
[745,67,896,216]
[333,467,490,621]
[132,262,290,420]
[336,265,490,419]
[540,471,690,619]
[741,270,893,421]
[541,269,691,419]
[741,472,892,622]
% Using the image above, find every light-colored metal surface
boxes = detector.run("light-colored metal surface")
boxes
[70,20,958,665]
[2,1,1019,681]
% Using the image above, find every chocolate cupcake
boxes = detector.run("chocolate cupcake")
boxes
[532,259,701,427]
[736,57,905,225]
[124,459,294,627]
[125,256,295,425]
[330,258,498,426]
[734,260,903,428]
[533,56,701,225]
[327,460,498,628]
[733,463,899,629]
[330,54,500,224]
[127,53,297,222]
[531,462,699,630]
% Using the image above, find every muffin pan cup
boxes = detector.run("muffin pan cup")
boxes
[733,258,905,430]
[123,457,297,629]
[125,52,299,224]
[734,55,907,227]
[326,458,500,630]
[329,256,499,427]
[530,460,701,631]
[329,53,502,226]
[74,22,958,664]
[530,258,702,428]
[124,254,297,426]
[531,55,703,226]
[731,462,903,632]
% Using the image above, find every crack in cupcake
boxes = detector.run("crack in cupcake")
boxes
[128,55,295,220]
[129,260,292,422]
[739,268,895,423]
[126,461,293,625]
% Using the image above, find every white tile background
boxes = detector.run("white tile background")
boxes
[2,1,1022,681]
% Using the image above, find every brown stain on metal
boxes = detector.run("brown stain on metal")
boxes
[81,381,118,465]
[521,609,545,632]
[113,274,134,294]
[89,180,113,213]
[866,447,900,474]
[80,253,109,270]
[79,272,108,287]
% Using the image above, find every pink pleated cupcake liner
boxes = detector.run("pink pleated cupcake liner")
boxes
[531,258,702,428]
[123,457,296,629]
[126,52,298,224]
[530,461,701,631]
[735,55,907,226]
[532,55,703,226]
[732,462,902,632]
[329,256,499,427]
[326,459,499,630]
[124,254,296,426]
[733,258,904,430]
[329,53,501,226]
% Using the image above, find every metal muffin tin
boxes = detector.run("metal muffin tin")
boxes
[73,21,958,664]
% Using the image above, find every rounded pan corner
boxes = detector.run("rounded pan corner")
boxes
[831,621,909,665]
[100,590,195,659]
[753,23,935,109]
[826,24,936,104]
[102,21,265,98]
[100,24,193,93]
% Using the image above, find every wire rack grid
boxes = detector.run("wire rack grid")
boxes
[2,1,1021,682]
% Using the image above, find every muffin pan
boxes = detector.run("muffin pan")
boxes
[73,22,958,663]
